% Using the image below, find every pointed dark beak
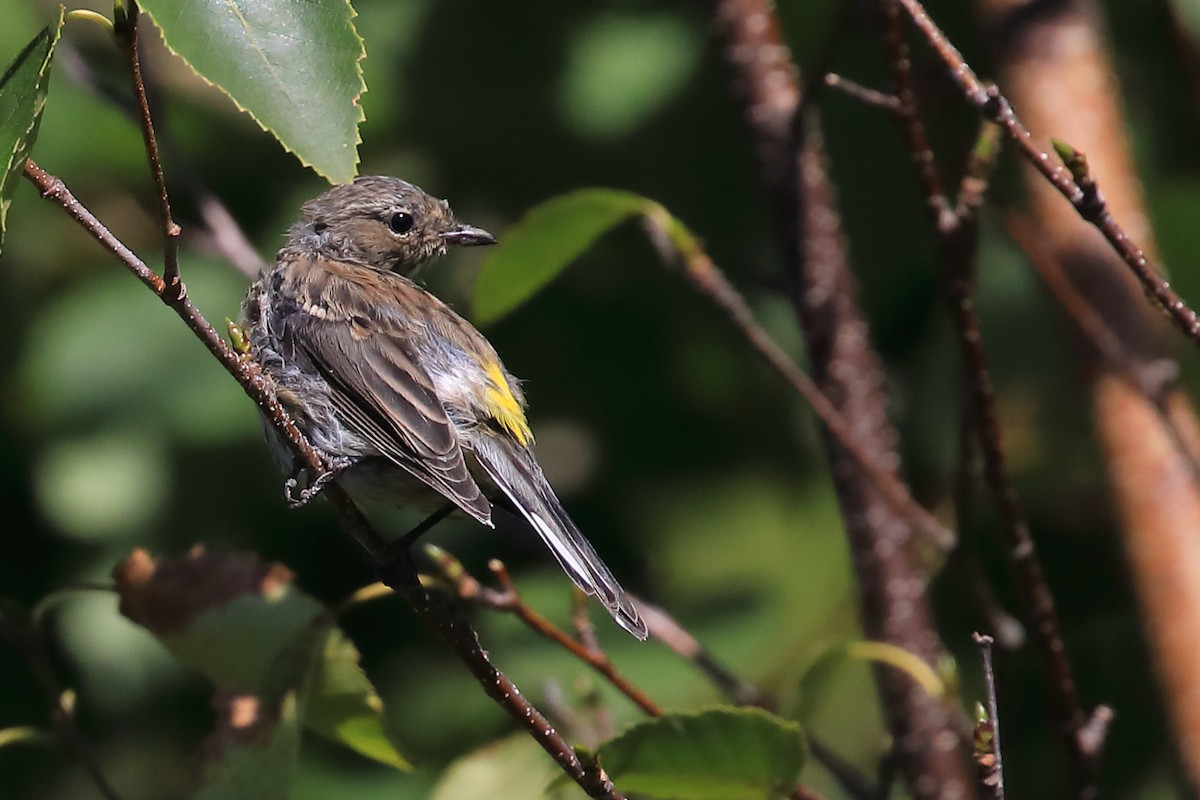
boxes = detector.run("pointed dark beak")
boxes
[441,224,497,247]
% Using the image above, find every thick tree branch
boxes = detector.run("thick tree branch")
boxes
[710,1,972,797]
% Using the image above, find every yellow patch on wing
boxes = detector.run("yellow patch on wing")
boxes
[482,361,532,447]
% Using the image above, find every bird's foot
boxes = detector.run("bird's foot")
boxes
[283,457,353,509]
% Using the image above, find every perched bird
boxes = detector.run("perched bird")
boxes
[243,176,646,639]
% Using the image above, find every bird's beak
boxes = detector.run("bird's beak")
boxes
[441,224,497,247]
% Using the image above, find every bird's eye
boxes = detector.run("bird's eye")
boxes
[388,212,414,234]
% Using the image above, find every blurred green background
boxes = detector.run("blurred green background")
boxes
[2,0,1199,797]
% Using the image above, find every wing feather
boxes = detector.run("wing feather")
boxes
[289,300,492,525]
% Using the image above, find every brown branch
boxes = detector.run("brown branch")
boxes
[428,549,844,798]
[20,159,625,800]
[894,0,1200,348]
[942,140,1094,796]
[879,1,951,224]
[635,599,768,708]
[972,633,1004,799]
[823,73,901,112]
[427,548,662,718]
[640,212,953,555]
[56,38,266,280]
[874,5,1101,793]
[711,3,971,797]
[116,2,180,290]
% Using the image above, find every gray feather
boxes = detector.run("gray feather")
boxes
[469,431,647,640]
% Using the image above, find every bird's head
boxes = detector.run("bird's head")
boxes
[288,175,496,272]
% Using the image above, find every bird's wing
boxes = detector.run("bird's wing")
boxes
[469,429,647,639]
[290,305,493,525]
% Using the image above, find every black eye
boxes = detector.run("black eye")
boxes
[388,212,414,234]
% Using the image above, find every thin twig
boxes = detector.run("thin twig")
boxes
[427,548,662,718]
[635,599,768,707]
[972,633,1004,799]
[640,211,954,554]
[823,73,901,112]
[21,159,625,800]
[56,39,266,279]
[192,190,269,278]
[879,1,952,226]
[876,5,1096,792]
[117,2,181,290]
[894,0,1200,349]
[951,415,1026,651]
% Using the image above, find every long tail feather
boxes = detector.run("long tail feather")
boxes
[469,432,646,640]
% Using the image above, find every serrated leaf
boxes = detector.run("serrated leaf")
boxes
[115,549,411,769]
[304,628,411,770]
[0,6,63,254]
[597,707,806,800]
[136,0,365,183]
[472,189,654,324]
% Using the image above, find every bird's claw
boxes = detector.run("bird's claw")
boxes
[282,458,351,509]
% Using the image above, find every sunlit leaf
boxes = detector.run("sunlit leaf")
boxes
[0,6,63,253]
[597,707,806,800]
[472,189,653,324]
[429,733,575,800]
[304,628,411,770]
[135,0,365,183]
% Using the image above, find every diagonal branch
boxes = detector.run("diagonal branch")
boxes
[894,0,1200,349]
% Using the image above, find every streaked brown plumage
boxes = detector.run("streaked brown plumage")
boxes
[243,176,646,639]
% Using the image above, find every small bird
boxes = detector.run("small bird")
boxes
[242,176,646,639]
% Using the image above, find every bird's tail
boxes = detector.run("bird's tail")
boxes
[469,431,647,640]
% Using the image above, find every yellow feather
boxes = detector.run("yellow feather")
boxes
[482,362,533,447]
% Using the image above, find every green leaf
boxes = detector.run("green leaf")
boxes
[597,707,806,800]
[136,0,365,183]
[0,6,63,254]
[472,189,654,325]
[114,549,326,695]
[303,628,411,770]
[114,549,410,769]
[430,733,579,800]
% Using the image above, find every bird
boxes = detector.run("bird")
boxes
[242,175,646,639]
